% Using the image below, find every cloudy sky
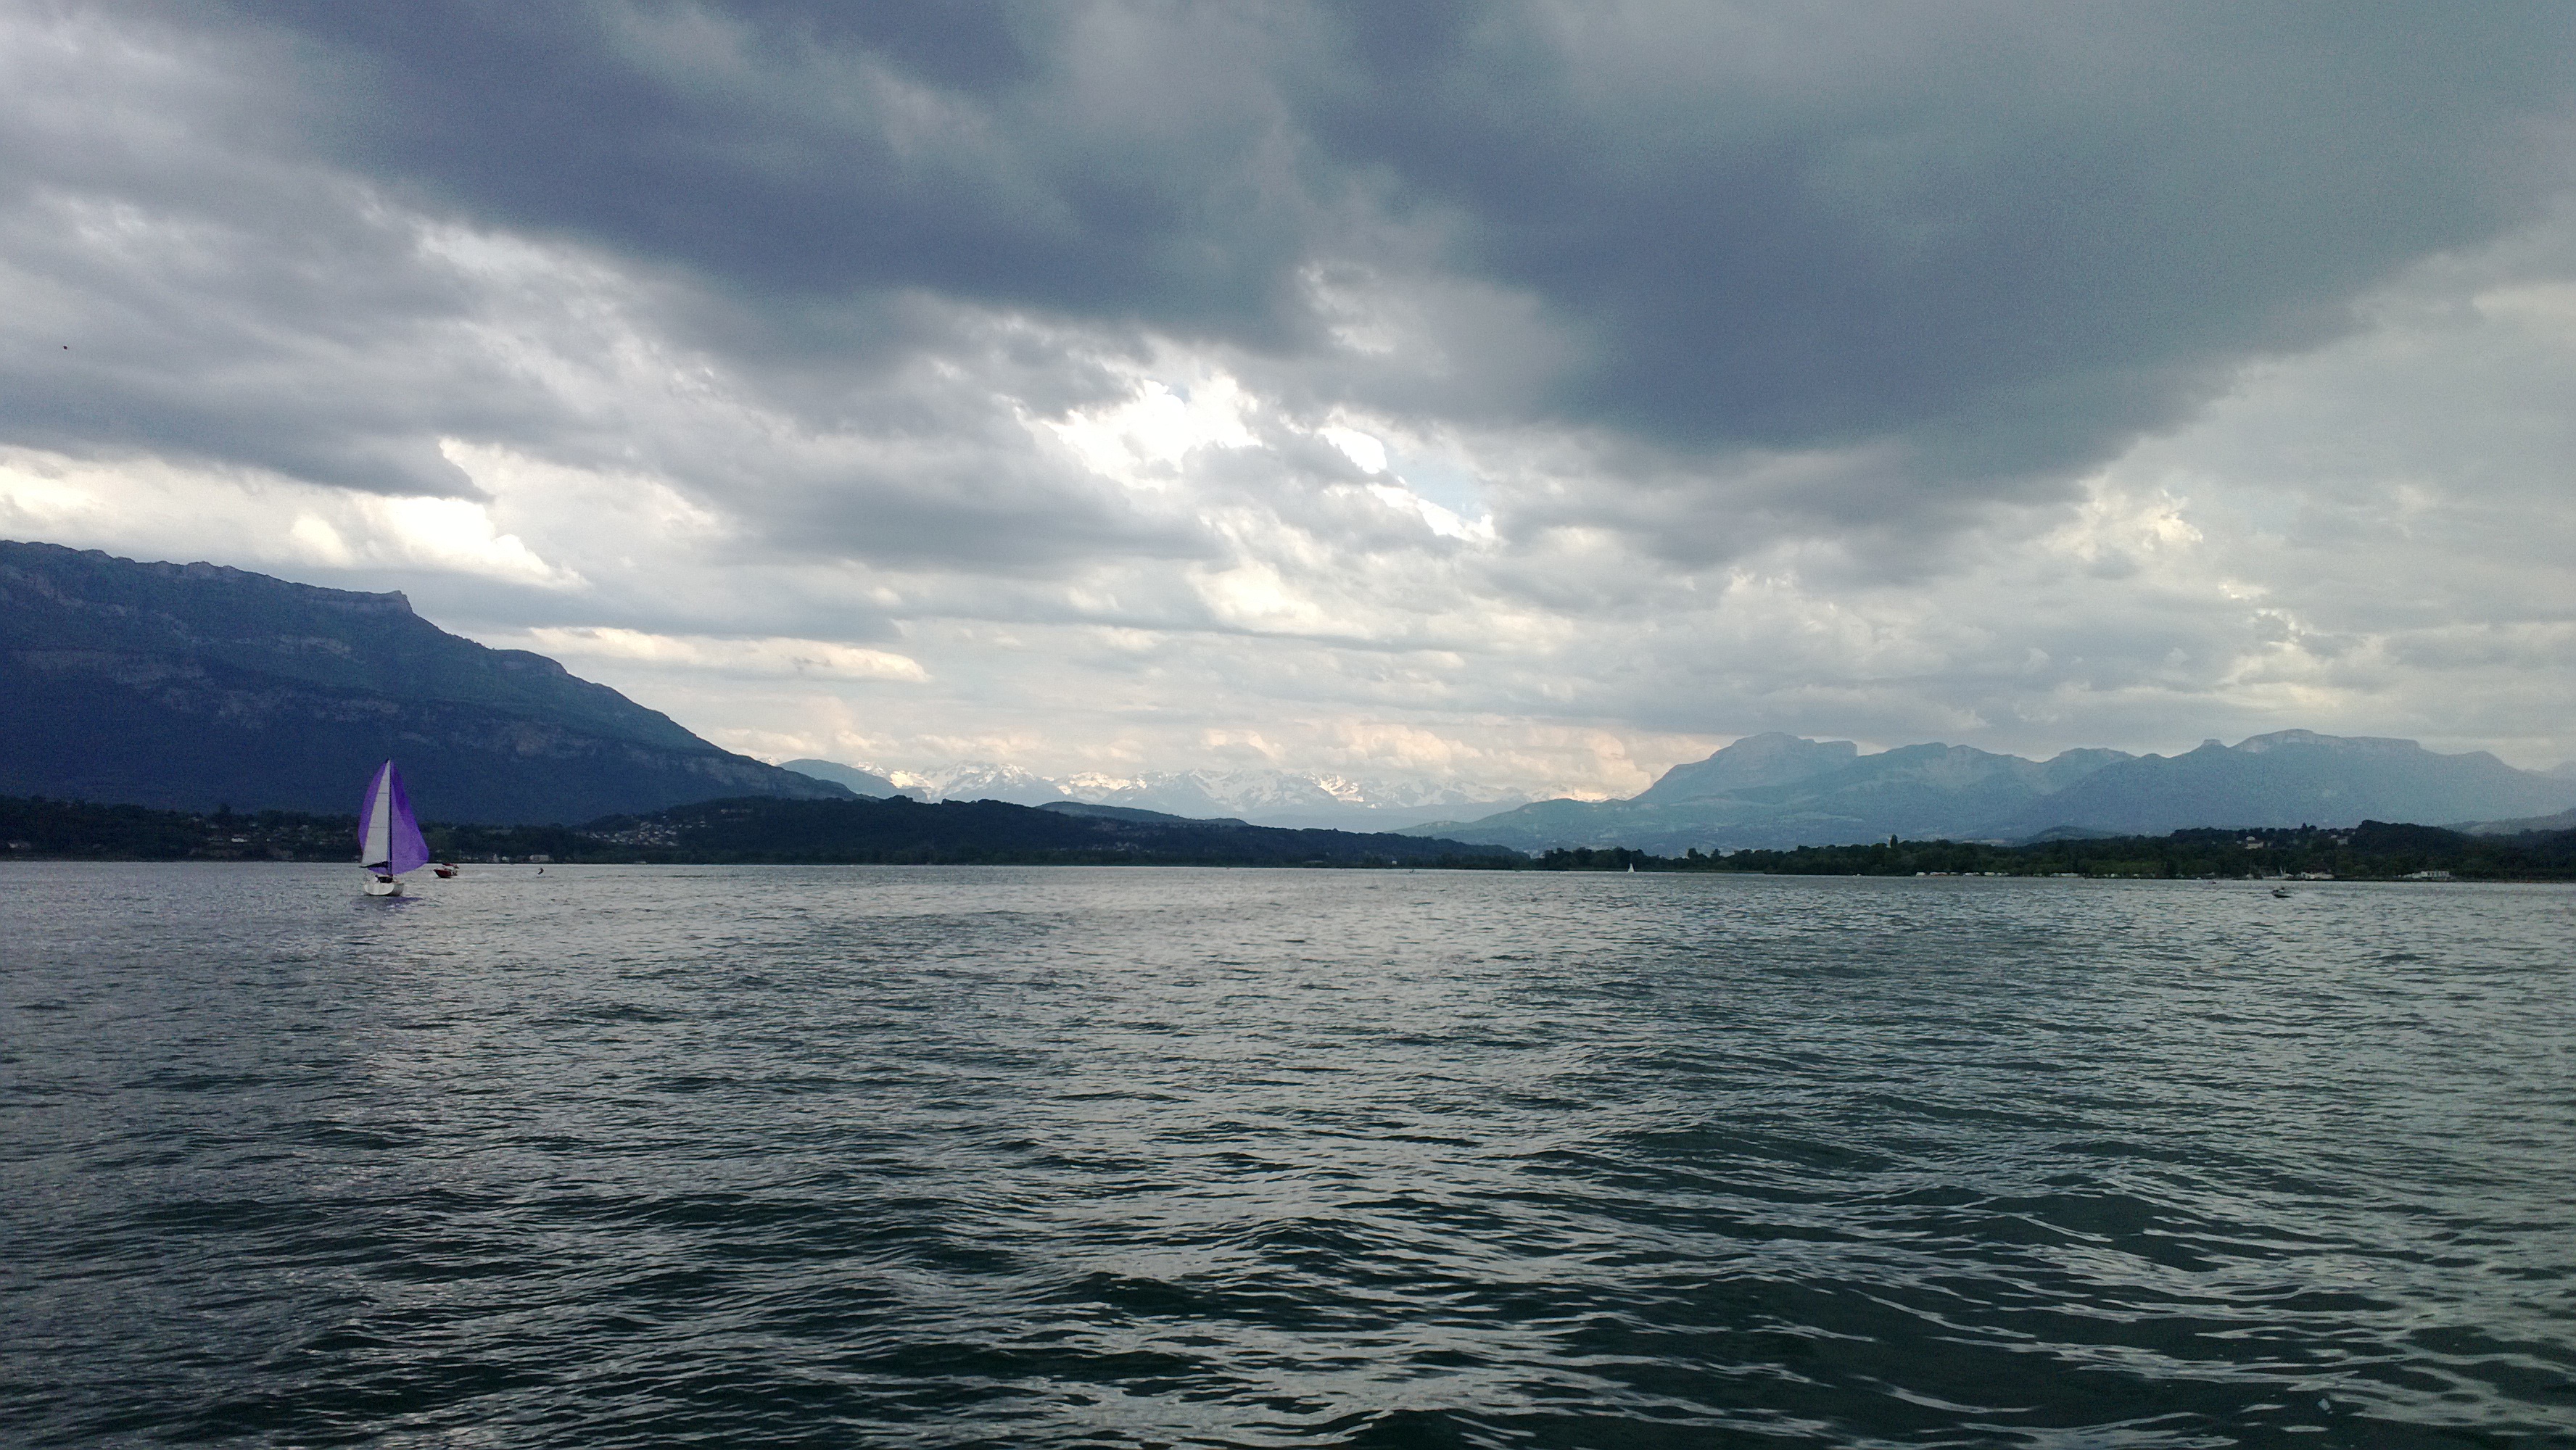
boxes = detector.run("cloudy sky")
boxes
[6,1,2575,794]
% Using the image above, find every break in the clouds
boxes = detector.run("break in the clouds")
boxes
[4,1,2574,792]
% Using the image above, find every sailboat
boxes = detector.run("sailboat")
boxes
[358,759,432,896]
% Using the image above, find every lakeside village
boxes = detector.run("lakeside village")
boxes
[6,795,2572,881]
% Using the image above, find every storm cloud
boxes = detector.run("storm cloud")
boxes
[5,1,2573,790]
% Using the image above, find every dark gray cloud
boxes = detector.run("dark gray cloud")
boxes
[215,0,1315,331]
[149,0,2576,496]
[1312,5,2576,461]
[1,82,490,497]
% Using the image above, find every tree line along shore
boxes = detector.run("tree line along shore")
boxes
[6,794,2573,880]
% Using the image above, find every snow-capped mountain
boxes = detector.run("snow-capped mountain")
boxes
[806,759,1527,829]
[1068,770,1344,817]
[1063,770,1522,826]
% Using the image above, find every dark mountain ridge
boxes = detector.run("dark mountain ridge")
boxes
[574,795,1513,866]
[1036,800,1252,828]
[0,540,849,824]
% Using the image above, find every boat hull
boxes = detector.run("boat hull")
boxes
[362,874,402,897]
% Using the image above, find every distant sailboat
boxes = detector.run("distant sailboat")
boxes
[358,760,432,896]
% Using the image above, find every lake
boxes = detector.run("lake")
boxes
[3,863,2570,1447]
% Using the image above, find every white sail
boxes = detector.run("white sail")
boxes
[361,769,394,869]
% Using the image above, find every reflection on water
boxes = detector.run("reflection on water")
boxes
[3,864,2570,1446]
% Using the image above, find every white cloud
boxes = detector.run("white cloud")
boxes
[0,445,579,589]
[1045,368,1260,485]
[496,626,927,682]
[1319,425,1386,474]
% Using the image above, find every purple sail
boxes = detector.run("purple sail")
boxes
[358,760,432,876]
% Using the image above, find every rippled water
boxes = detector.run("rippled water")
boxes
[3,863,2570,1447]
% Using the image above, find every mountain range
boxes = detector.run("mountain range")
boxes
[0,541,848,824]
[780,758,1528,831]
[1405,730,2576,853]
[13,542,2572,846]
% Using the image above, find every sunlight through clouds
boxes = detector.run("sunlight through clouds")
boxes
[1046,370,1260,486]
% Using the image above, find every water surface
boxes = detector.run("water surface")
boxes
[4,864,2570,1446]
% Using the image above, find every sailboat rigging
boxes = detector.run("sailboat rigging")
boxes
[358,760,432,896]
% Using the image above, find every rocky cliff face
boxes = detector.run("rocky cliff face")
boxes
[0,541,849,824]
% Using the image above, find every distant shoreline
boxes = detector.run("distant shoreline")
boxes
[8,795,2570,881]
